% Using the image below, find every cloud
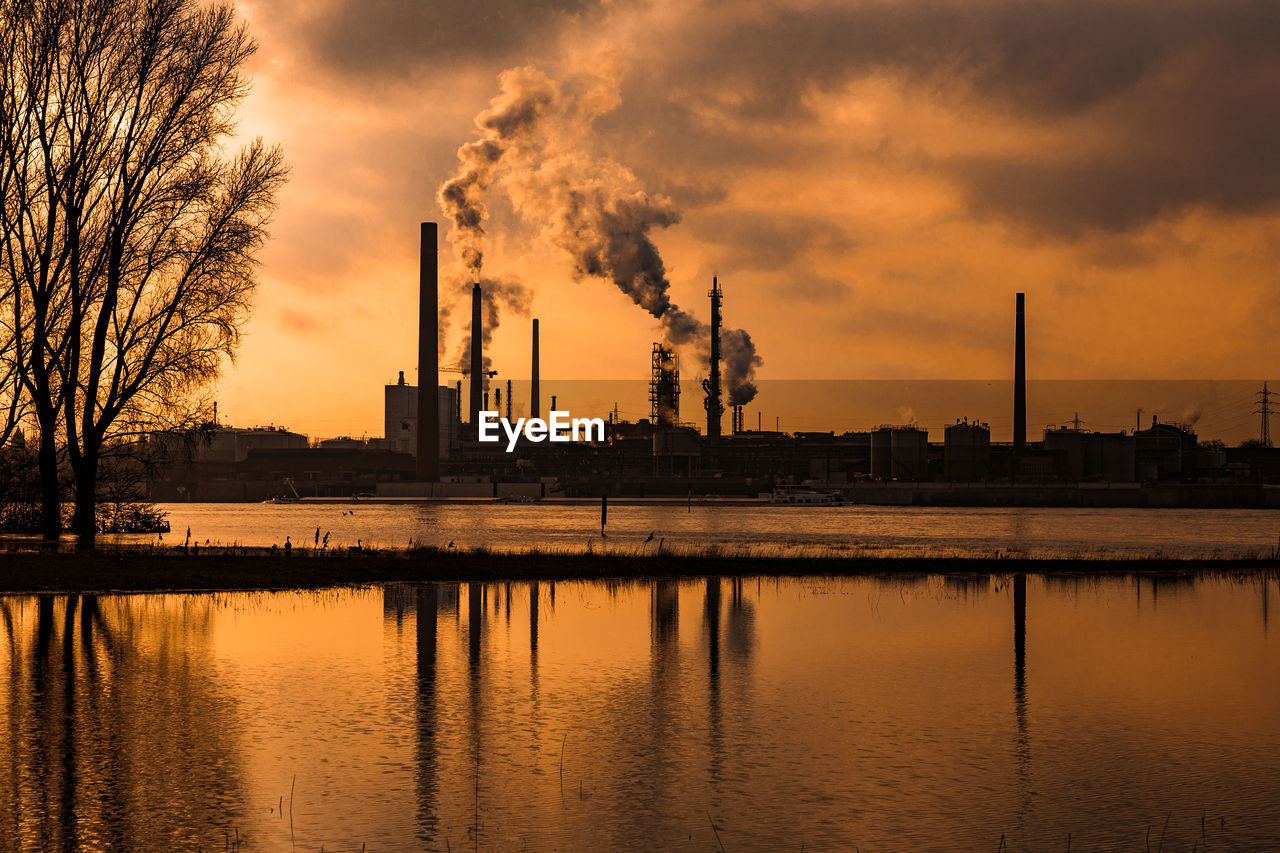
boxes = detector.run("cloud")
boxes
[605,0,1280,236]
[279,308,320,334]
[689,211,854,273]
[216,0,1280,437]
[254,0,601,81]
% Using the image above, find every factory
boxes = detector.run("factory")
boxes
[146,222,1280,505]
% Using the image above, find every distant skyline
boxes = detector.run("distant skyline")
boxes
[220,0,1280,438]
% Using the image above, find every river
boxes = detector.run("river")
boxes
[136,502,1280,559]
[1,574,1276,850]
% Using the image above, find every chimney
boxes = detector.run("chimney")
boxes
[705,277,723,442]
[416,222,440,481]
[531,318,541,420]
[470,281,483,424]
[1014,292,1026,450]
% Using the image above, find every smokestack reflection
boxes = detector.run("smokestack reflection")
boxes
[652,581,679,646]
[530,581,540,661]
[1013,574,1029,823]
[705,579,724,787]
[469,582,483,673]
[415,584,440,839]
[726,578,756,662]
[467,582,484,782]
[1264,578,1270,636]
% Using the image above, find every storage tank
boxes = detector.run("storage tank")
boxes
[890,427,929,481]
[944,421,991,481]
[870,427,895,480]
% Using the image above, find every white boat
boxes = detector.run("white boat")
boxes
[770,486,845,506]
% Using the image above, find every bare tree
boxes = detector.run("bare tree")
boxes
[0,0,87,539]
[1,0,285,545]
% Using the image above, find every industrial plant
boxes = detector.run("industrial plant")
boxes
[147,223,1280,507]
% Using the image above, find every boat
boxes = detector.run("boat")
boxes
[263,476,302,504]
[770,486,846,506]
[496,494,539,503]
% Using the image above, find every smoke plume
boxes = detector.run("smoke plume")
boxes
[721,328,762,406]
[437,67,558,273]
[439,66,763,404]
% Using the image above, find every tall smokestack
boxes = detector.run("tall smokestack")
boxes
[705,277,723,442]
[470,281,483,424]
[417,222,440,481]
[1014,292,1026,451]
[531,318,540,420]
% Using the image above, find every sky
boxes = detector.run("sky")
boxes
[217,0,1280,439]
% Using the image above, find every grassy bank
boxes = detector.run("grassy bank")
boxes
[0,543,1277,593]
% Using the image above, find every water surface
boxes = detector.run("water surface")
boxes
[2,573,1277,851]
[143,502,1278,559]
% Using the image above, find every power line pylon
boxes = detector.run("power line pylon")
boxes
[1255,381,1274,447]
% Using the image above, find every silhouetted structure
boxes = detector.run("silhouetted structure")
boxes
[1014,292,1026,452]
[469,282,483,425]
[704,278,723,442]
[650,344,680,427]
[944,419,992,481]
[531,318,540,420]
[417,222,439,481]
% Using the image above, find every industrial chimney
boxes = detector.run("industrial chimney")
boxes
[704,277,723,442]
[470,281,483,424]
[531,318,541,420]
[1014,292,1026,451]
[416,222,440,481]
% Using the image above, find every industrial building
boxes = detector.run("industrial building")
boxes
[143,225,1280,505]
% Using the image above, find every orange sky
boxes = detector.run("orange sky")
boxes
[214,0,1280,438]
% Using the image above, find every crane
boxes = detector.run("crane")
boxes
[439,363,497,379]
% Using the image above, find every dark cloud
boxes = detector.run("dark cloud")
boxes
[952,43,1280,234]
[630,0,1280,235]
[263,0,599,80]
[689,211,854,273]
[855,303,999,352]
[787,275,851,303]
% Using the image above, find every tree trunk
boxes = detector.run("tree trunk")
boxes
[73,447,98,549]
[37,426,60,543]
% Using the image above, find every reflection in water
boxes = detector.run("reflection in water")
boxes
[3,574,1279,851]
[1013,574,1030,830]
[1262,577,1270,636]
[704,579,723,793]
[415,583,439,843]
[467,582,484,846]
[726,578,755,663]
[650,579,679,807]
[0,594,248,850]
[149,502,1280,558]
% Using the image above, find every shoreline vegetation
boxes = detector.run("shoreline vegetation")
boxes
[0,539,1277,594]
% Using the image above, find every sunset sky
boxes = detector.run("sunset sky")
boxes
[218,0,1280,438]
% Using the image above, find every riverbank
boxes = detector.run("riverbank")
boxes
[0,544,1277,593]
